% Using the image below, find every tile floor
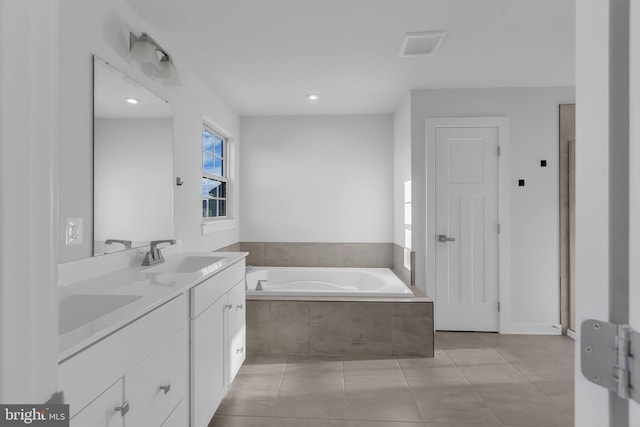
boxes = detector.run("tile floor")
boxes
[211,332,574,427]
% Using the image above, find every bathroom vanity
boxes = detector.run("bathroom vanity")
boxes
[58,252,247,427]
[56,56,246,427]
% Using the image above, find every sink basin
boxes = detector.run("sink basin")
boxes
[59,294,142,335]
[143,255,226,274]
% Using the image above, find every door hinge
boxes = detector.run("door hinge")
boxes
[497,302,501,312]
[581,319,640,404]
[497,223,501,234]
[497,146,501,157]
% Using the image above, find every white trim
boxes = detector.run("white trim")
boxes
[567,329,576,340]
[425,117,510,334]
[510,323,562,335]
[1,0,60,401]
[201,219,238,235]
[631,1,640,424]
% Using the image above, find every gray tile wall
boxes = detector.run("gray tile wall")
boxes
[247,300,434,357]
[218,242,241,252]
[239,242,394,268]
[392,244,412,286]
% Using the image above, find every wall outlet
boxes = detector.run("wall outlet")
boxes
[66,218,83,246]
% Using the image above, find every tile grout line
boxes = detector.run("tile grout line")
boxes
[341,359,347,421]
[270,354,289,422]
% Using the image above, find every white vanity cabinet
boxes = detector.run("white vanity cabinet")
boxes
[60,294,188,427]
[225,280,246,383]
[125,328,187,427]
[190,259,246,427]
[68,379,124,427]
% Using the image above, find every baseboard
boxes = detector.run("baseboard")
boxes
[509,322,562,335]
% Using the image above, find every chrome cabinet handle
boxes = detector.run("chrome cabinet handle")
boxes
[224,304,233,310]
[438,234,456,243]
[236,347,244,354]
[236,304,243,310]
[115,401,130,416]
[159,382,171,394]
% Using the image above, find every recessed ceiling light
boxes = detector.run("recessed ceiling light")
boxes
[305,93,319,102]
[126,97,139,104]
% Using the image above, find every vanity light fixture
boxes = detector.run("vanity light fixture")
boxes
[155,55,179,86]
[126,97,139,104]
[128,32,179,85]
[305,93,319,102]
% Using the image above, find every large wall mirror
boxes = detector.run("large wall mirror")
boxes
[93,56,174,256]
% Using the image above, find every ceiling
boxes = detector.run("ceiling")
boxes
[125,0,575,115]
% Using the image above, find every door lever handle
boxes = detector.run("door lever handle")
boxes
[438,234,456,243]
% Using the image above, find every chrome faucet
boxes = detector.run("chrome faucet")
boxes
[256,279,267,291]
[142,239,176,266]
[105,239,132,249]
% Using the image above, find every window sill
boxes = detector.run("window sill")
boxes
[201,219,237,235]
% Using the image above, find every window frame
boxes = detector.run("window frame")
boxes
[202,123,228,221]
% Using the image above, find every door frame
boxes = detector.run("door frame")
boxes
[426,117,510,333]
[630,0,640,423]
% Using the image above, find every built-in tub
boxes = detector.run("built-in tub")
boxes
[246,267,414,298]
[244,266,434,358]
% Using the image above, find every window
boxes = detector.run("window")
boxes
[202,124,227,219]
[404,180,412,269]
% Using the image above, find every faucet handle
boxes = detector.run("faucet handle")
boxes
[150,239,176,248]
[150,239,176,256]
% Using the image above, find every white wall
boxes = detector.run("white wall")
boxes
[410,87,575,333]
[58,0,240,263]
[240,115,393,243]
[393,94,411,247]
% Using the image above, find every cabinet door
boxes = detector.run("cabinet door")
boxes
[126,328,187,427]
[70,379,124,427]
[191,295,226,427]
[160,399,186,427]
[226,280,246,384]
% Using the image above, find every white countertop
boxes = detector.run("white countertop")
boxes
[58,251,247,362]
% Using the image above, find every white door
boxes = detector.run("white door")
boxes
[435,126,499,331]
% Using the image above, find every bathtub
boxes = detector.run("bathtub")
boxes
[245,267,414,298]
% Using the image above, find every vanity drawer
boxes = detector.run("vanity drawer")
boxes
[161,399,186,427]
[191,259,245,317]
[126,328,187,427]
[60,294,186,417]
[69,379,123,427]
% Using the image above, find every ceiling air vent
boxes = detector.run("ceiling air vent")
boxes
[399,30,447,57]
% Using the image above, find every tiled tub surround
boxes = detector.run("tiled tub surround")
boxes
[392,243,414,286]
[218,242,241,252]
[239,242,394,269]
[247,300,434,357]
